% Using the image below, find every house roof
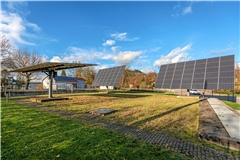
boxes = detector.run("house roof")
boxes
[55,76,85,82]
[43,76,85,83]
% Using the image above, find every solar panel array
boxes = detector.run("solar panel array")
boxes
[155,55,234,90]
[91,65,126,87]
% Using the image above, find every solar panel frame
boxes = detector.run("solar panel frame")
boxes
[91,65,126,87]
[155,55,234,90]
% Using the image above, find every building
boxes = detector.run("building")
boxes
[99,86,114,90]
[28,81,42,90]
[42,76,85,90]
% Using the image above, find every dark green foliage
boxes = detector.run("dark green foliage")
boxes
[61,69,67,76]
[222,100,240,110]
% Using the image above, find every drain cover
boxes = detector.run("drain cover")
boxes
[90,108,116,116]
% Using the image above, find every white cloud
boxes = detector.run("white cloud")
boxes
[6,1,30,16]
[99,65,109,70]
[154,43,192,67]
[1,10,38,46]
[50,56,62,62]
[182,6,192,15]
[150,47,161,52]
[111,32,127,40]
[235,62,240,69]
[111,32,139,41]
[49,46,145,67]
[171,4,193,18]
[173,4,181,10]
[141,67,155,74]
[102,39,115,46]
[111,46,119,53]
[210,47,234,54]
[57,47,113,63]
[113,50,144,65]
[1,3,57,48]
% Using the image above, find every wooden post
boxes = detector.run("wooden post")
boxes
[232,90,234,102]
[6,92,8,102]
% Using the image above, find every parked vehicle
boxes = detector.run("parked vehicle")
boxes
[189,89,201,95]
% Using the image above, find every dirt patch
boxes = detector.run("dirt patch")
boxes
[198,98,229,137]
[198,98,240,151]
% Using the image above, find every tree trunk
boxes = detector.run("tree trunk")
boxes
[25,75,31,90]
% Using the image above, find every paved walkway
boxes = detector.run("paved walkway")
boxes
[15,100,240,160]
[207,98,240,140]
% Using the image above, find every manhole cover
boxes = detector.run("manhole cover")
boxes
[90,108,116,116]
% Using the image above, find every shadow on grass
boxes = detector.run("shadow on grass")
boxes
[2,101,190,160]
[162,93,178,96]
[87,93,151,98]
[131,99,202,127]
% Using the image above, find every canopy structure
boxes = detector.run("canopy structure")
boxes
[10,62,97,98]
[10,62,96,73]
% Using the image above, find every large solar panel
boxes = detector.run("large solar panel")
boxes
[92,65,126,87]
[155,55,234,90]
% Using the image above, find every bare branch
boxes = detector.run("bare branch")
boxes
[8,48,44,89]
[0,33,13,58]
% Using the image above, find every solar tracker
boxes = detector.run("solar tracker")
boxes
[155,55,234,90]
[92,65,126,87]
[10,62,97,72]
[10,62,97,98]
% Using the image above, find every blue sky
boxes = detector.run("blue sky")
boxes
[1,1,239,73]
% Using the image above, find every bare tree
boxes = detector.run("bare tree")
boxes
[67,61,80,77]
[75,66,96,86]
[16,73,25,89]
[235,62,240,93]
[1,69,11,88]
[1,33,15,70]
[67,68,77,77]
[0,33,13,58]
[6,48,44,90]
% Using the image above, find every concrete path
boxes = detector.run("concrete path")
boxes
[207,98,240,140]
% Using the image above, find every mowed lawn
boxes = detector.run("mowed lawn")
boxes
[221,100,240,110]
[1,100,191,160]
[42,92,200,142]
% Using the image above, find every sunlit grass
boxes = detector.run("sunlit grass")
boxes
[40,92,199,142]
[221,100,240,110]
[1,101,191,160]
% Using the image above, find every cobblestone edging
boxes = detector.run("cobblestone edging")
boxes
[79,114,240,160]
[15,100,240,160]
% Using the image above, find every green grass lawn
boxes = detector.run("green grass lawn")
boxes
[41,92,200,143]
[1,100,191,160]
[221,100,240,110]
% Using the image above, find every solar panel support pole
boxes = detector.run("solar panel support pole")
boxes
[106,86,109,94]
[49,71,53,98]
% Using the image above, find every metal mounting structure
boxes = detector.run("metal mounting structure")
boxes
[10,62,97,98]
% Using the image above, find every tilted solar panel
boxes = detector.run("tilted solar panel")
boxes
[155,55,234,90]
[91,65,126,87]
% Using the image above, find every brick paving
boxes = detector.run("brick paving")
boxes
[15,100,240,160]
